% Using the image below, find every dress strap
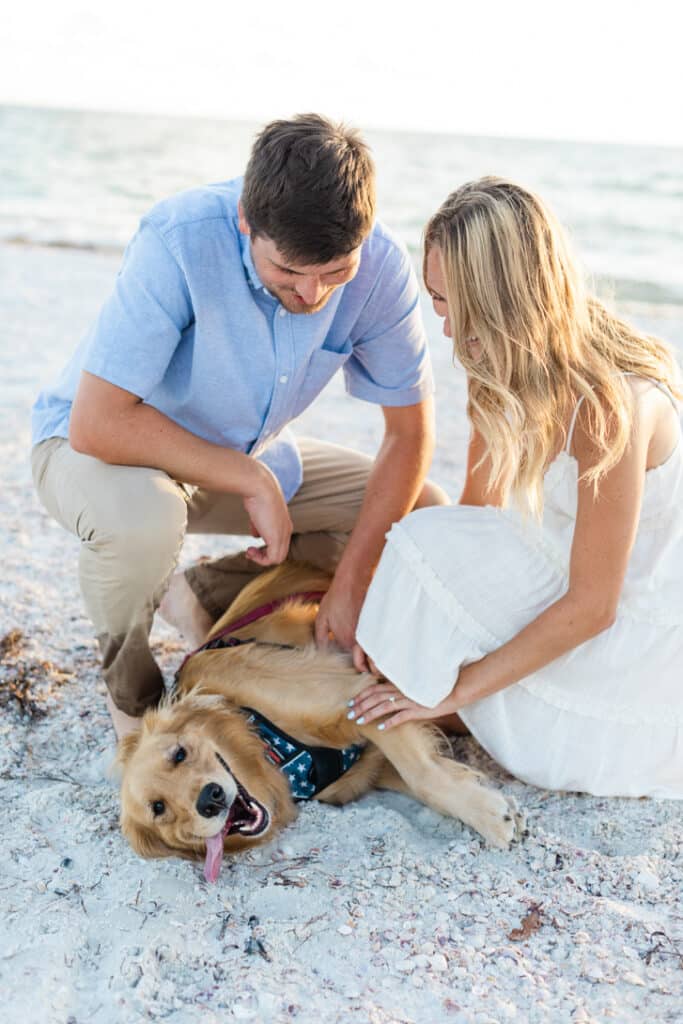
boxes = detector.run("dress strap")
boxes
[565,373,680,454]
[565,396,586,454]
[652,380,680,414]
[622,372,681,432]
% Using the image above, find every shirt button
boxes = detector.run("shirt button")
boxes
[279,308,287,318]
[279,375,288,384]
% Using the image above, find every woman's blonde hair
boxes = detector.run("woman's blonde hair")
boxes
[424,177,681,516]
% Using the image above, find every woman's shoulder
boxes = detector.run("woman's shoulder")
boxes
[571,374,680,472]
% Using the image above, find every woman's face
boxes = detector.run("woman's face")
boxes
[425,246,482,361]
[425,246,451,337]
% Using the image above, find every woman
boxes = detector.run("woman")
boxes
[349,177,683,798]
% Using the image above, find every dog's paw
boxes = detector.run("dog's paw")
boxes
[506,794,528,844]
[465,787,527,849]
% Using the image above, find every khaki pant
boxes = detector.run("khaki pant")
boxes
[32,437,378,716]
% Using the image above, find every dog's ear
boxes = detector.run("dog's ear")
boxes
[121,816,176,860]
[146,692,227,733]
[152,693,231,733]
[170,692,228,715]
[186,692,228,709]
[116,729,142,767]
[115,703,166,767]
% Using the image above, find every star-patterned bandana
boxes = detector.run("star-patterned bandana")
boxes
[242,707,365,801]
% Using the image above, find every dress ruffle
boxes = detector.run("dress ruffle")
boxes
[356,506,567,708]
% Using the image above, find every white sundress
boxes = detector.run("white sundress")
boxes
[356,381,683,798]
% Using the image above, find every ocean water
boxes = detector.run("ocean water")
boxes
[3,104,683,312]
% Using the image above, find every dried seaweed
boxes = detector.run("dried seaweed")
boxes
[508,902,544,941]
[1,629,24,658]
[640,930,683,968]
[0,629,72,718]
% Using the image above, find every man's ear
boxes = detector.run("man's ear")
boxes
[237,201,250,236]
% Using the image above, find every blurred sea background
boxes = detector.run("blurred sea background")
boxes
[2,103,682,489]
[4,104,682,307]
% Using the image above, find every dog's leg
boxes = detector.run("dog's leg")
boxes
[316,747,386,806]
[374,760,412,796]
[318,753,419,805]
[358,721,524,849]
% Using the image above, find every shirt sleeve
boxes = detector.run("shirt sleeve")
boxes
[82,219,193,398]
[344,242,434,406]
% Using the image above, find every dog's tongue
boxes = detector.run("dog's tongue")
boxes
[203,832,224,884]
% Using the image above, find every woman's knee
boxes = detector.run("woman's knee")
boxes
[414,478,451,509]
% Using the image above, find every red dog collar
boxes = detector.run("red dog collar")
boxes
[175,590,326,679]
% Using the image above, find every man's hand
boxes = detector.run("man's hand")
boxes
[314,572,369,650]
[313,400,439,652]
[351,642,381,676]
[70,374,294,549]
[242,464,293,566]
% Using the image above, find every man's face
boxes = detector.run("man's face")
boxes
[239,205,361,315]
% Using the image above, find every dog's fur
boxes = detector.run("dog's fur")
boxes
[118,562,524,863]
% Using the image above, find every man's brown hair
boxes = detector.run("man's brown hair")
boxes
[241,113,376,264]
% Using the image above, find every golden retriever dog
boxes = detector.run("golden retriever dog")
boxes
[118,562,525,881]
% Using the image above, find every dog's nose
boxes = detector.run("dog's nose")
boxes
[197,783,227,818]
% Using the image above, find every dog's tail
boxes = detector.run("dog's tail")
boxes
[208,560,332,640]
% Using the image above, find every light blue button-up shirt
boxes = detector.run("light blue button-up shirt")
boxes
[32,179,433,500]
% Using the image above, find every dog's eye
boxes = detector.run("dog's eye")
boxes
[173,747,187,764]
[151,800,165,817]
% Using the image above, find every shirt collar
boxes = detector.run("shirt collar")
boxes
[240,230,267,293]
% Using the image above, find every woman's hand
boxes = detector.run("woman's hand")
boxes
[347,672,463,731]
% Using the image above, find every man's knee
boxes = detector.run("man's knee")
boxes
[289,530,349,573]
[79,481,187,638]
[81,470,188,593]
[414,478,451,509]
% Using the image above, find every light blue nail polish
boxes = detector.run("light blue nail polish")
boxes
[347,699,355,707]
[347,710,356,720]
[356,716,365,725]
[377,723,386,731]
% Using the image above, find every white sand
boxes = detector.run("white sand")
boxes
[1,241,682,1023]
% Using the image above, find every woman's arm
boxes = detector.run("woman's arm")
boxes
[459,427,505,507]
[350,391,651,728]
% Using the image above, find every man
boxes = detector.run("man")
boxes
[31,114,446,740]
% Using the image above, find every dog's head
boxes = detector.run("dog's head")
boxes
[117,694,292,881]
